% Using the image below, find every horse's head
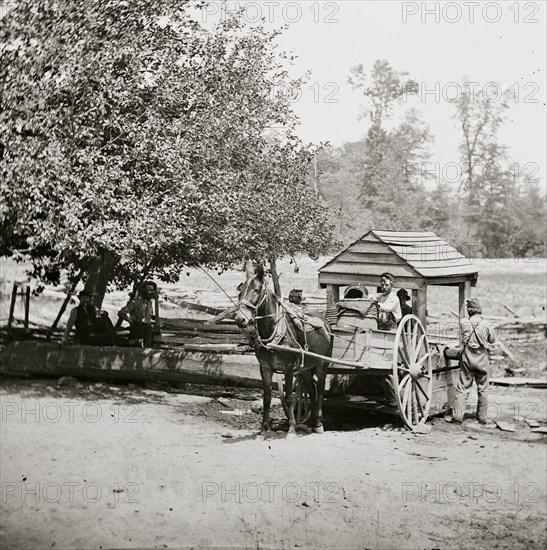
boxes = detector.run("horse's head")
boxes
[234,260,266,329]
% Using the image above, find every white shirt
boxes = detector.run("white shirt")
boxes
[370,290,402,322]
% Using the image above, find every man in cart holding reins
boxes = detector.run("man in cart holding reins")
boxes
[452,298,497,424]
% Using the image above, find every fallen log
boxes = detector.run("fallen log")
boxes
[0,341,262,388]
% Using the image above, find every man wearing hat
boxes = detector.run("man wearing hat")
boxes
[370,272,402,331]
[397,289,412,317]
[452,297,497,424]
[61,290,117,346]
[118,280,158,347]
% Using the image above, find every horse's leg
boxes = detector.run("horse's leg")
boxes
[259,364,272,434]
[314,363,327,434]
[303,367,317,429]
[285,366,297,439]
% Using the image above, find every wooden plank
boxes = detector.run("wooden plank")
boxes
[490,377,547,388]
[320,263,419,278]
[327,363,392,375]
[161,334,249,345]
[384,237,443,244]
[0,341,263,388]
[345,242,392,254]
[413,266,479,278]
[181,343,254,353]
[413,287,427,327]
[373,230,437,238]
[395,252,464,262]
[319,273,425,290]
[326,284,340,311]
[165,298,224,316]
[160,318,241,334]
[334,251,407,265]
[426,275,478,286]
[265,343,372,369]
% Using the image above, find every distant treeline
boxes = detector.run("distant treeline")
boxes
[313,60,546,259]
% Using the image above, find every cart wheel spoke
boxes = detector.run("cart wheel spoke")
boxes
[414,334,425,362]
[405,381,412,421]
[412,384,419,424]
[398,343,411,367]
[410,322,418,362]
[416,352,430,366]
[414,386,425,416]
[415,380,429,400]
[402,380,411,416]
[398,374,410,393]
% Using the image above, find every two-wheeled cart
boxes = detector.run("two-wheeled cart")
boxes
[270,229,480,430]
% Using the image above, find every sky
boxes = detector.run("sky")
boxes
[202,0,546,191]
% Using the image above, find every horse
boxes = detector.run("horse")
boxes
[234,261,332,438]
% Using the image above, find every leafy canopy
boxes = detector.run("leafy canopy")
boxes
[0,0,336,290]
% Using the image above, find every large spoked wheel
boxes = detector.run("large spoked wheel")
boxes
[392,314,433,429]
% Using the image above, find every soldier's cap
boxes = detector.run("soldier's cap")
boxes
[466,298,481,309]
[380,272,395,282]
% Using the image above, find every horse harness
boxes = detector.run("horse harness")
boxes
[240,284,330,372]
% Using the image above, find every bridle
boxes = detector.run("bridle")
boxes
[238,277,331,372]
[237,281,286,347]
[238,284,269,318]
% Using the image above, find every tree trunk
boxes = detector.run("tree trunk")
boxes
[51,270,83,330]
[83,249,118,308]
[268,257,281,297]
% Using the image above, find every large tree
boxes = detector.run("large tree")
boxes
[452,80,510,206]
[0,0,335,304]
[346,60,432,230]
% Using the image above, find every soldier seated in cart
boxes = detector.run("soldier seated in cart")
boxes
[369,272,402,331]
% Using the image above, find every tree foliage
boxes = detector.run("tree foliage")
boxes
[0,0,336,302]
[344,60,432,230]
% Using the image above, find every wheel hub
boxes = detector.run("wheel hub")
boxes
[409,362,424,380]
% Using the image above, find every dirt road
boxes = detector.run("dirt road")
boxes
[1,378,546,549]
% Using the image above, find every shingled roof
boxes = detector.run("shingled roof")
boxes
[319,229,478,289]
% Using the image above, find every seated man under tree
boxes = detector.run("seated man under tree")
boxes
[61,290,117,346]
[118,281,159,347]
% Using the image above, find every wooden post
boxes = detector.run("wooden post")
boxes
[412,286,427,327]
[326,285,339,310]
[7,282,18,334]
[458,280,471,343]
[154,291,160,332]
[24,285,30,330]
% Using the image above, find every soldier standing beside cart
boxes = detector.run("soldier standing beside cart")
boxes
[450,297,497,424]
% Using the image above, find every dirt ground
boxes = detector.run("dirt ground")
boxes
[1,377,546,550]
